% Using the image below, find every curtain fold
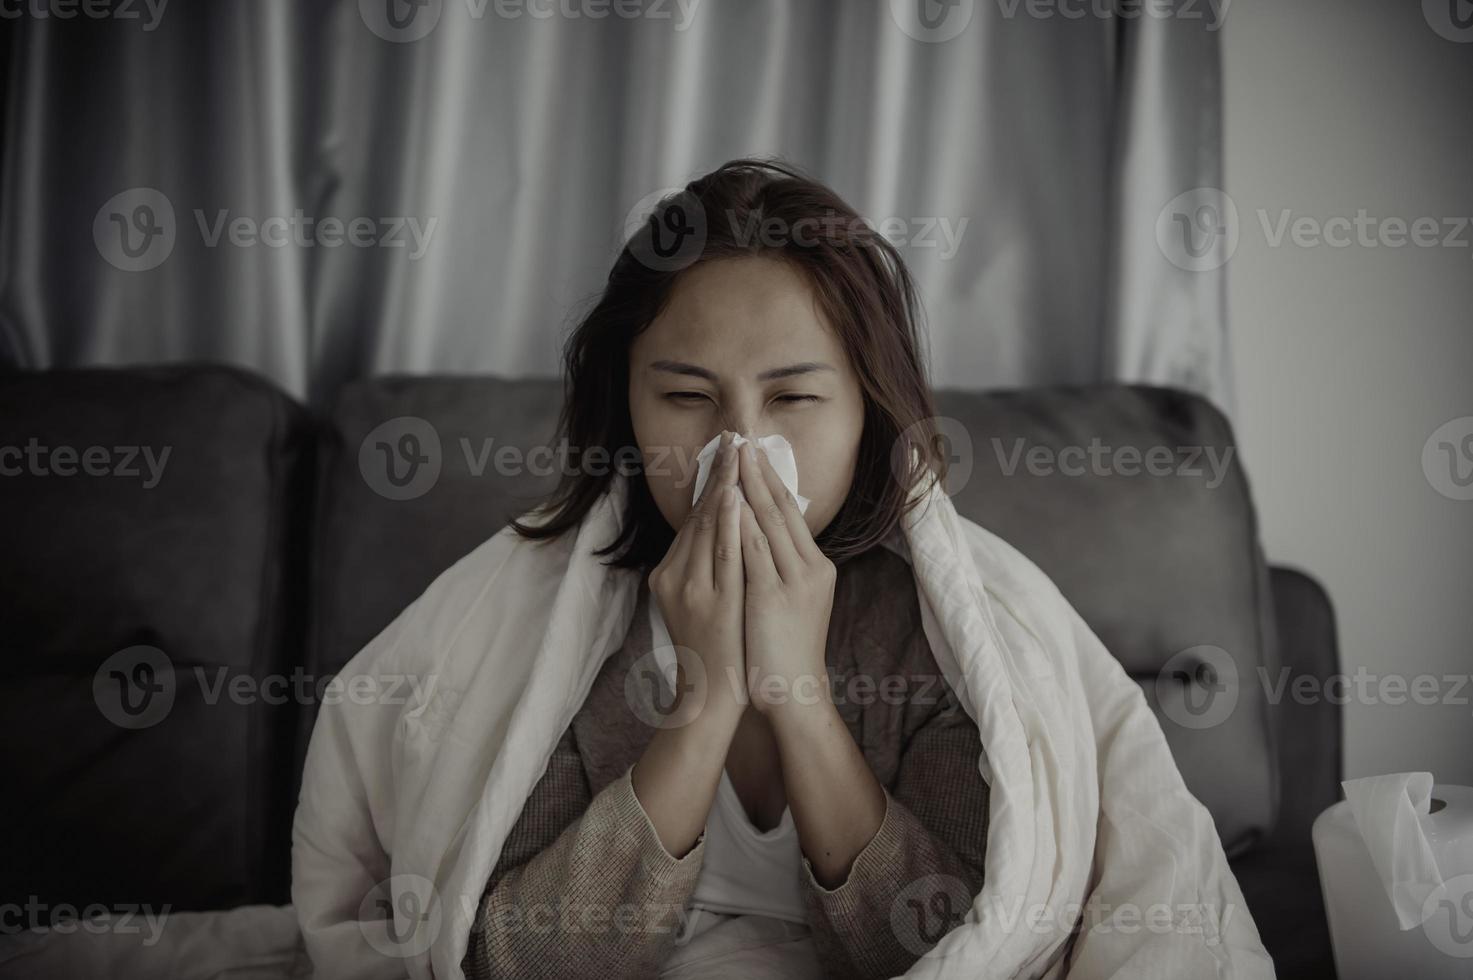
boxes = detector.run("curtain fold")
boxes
[1104,0,1234,415]
[0,0,1229,413]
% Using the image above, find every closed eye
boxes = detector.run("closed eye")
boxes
[663,392,821,404]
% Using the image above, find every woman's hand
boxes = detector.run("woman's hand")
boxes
[632,432,748,858]
[732,440,887,891]
[735,438,837,717]
[647,429,747,714]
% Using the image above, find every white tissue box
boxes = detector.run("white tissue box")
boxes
[1313,781,1473,979]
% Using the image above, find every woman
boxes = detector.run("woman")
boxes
[458,159,991,978]
[293,157,1272,980]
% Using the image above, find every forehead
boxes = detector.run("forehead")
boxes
[634,256,844,370]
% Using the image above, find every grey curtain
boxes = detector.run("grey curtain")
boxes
[0,0,1230,412]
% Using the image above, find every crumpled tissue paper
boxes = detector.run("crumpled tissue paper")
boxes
[689,432,810,515]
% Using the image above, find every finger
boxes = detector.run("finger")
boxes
[713,483,743,595]
[738,441,802,583]
[697,430,739,514]
[708,435,743,588]
[753,438,821,562]
[668,431,734,580]
[738,499,780,590]
[679,431,736,588]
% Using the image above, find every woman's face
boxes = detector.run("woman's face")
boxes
[629,255,866,537]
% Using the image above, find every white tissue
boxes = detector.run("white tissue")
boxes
[690,432,809,515]
[1343,771,1447,929]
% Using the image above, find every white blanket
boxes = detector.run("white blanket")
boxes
[1,470,1277,980]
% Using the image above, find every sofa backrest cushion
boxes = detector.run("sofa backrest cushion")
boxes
[932,385,1278,854]
[0,365,311,913]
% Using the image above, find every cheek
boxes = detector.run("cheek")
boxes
[794,439,856,503]
[790,413,863,523]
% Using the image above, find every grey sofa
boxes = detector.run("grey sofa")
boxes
[0,364,1341,977]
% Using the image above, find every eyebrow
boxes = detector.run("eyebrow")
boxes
[649,360,835,382]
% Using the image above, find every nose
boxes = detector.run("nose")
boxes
[717,410,760,444]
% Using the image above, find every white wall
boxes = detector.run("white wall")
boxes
[1224,0,1473,786]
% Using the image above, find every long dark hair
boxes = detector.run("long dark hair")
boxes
[510,157,949,572]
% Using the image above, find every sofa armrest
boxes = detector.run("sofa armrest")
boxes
[1226,565,1342,978]
[1266,565,1343,850]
